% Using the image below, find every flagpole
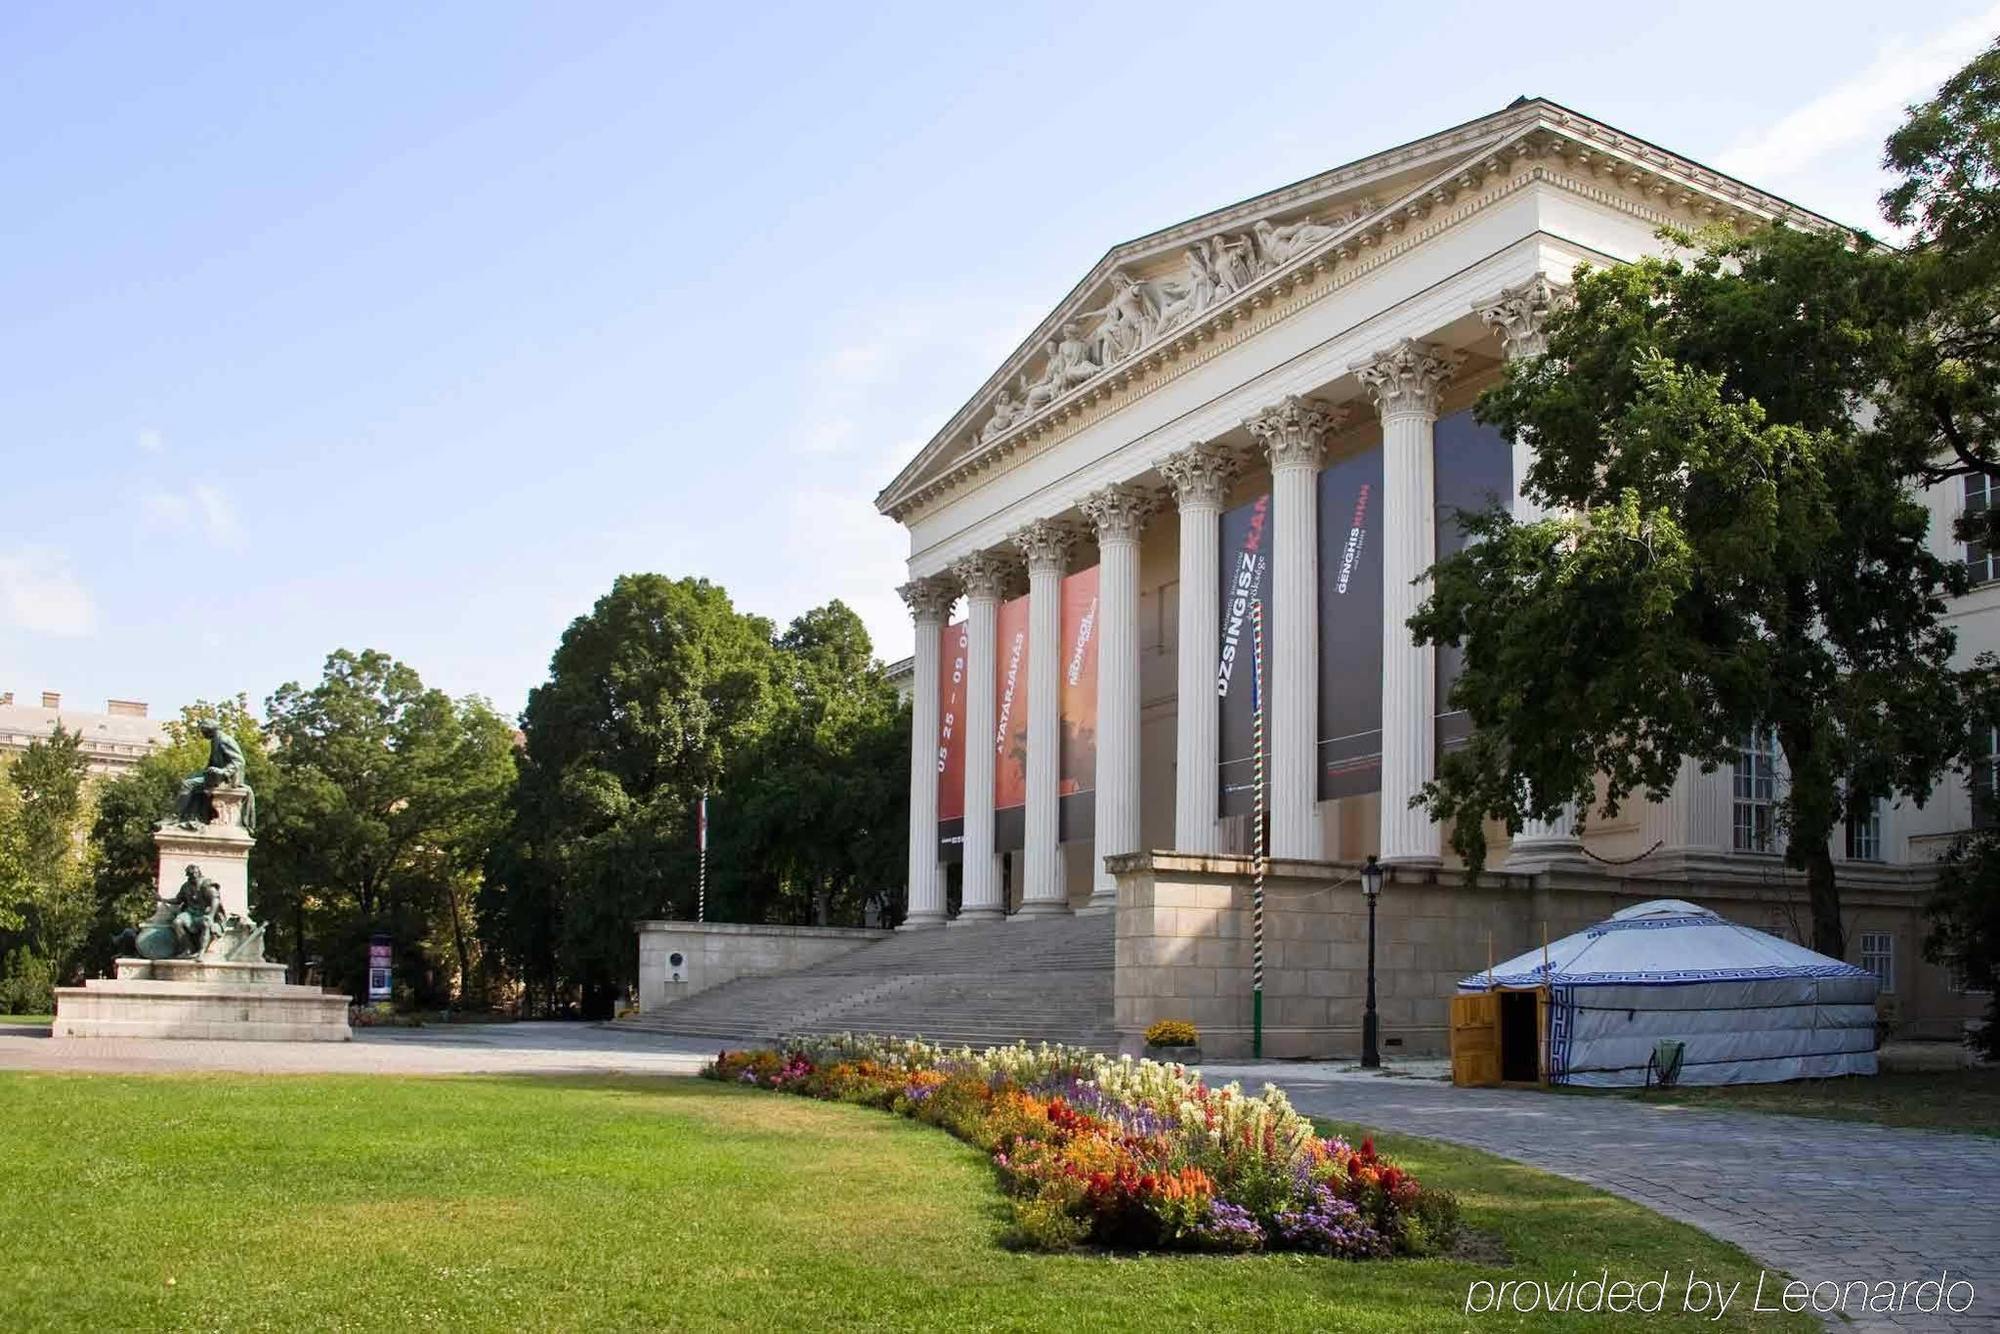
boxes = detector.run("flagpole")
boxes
[1250,597,1266,1061]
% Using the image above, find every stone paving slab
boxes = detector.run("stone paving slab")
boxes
[0,1020,724,1077]
[1208,1064,1999,1332]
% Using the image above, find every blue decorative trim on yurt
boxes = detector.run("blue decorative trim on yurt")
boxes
[1548,985,1575,1085]
[1477,961,1871,988]
[1583,915,1714,937]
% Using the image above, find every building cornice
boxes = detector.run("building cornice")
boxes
[876,101,1845,527]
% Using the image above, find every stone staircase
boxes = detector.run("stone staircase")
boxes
[615,913,1115,1051]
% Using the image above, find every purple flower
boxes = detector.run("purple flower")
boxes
[1196,1201,1265,1251]
[1270,1185,1387,1258]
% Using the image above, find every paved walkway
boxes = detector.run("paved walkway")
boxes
[0,1020,720,1077]
[1208,1062,1999,1332]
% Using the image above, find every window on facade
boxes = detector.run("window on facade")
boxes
[1859,931,1895,994]
[1844,798,1883,861]
[1968,474,2000,585]
[1732,728,1779,852]
[1974,725,2000,831]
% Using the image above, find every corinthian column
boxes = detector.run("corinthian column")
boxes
[1161,443,1240,853]
[1012,519,1073,915]
[953,550,1016,921]
[1080,483,1155,911]
[1477,277,1585,865]
[1358,339,1461,864]
[898,575,957,929]
[1246,397,1342,860]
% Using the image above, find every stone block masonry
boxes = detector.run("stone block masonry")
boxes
[1108,851,1958,1058]
[636,921,890,1014]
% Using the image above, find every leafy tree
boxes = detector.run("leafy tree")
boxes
[484,575,781,1016]
[0,727,97,1007]
[1411,223,1988,959]
[1882,36,2000,491]
[1926,831,2000,1056]
[259,650,515,1003]
[719,600,909,926]
[86,697,271,976]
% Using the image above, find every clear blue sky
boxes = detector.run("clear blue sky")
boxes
[3,1,1994,720]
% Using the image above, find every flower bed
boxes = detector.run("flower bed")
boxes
[702,1034,1458,1256]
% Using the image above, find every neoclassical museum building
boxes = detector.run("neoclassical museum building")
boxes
[873,99,1990,1055]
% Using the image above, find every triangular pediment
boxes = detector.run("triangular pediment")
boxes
[877,98,1840,521]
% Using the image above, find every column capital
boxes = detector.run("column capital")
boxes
[1011,519,1075,576]
[897,575,958,625]
[951,550,1020,602]
[1473,275,1570,361]
[1081,483,1157,544]
[1159,442,1242,510]
[1245,396,1344,471]
[1356,339,1464,420]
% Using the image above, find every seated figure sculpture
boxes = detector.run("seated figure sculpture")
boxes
[169,722,255,831]
[112,865,235,960]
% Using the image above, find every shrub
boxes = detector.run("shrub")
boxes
[0,947,54,1015]
[1143,1018,1199,1047]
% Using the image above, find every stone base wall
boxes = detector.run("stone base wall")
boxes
[1110,852,1977,1059]
[53,977,352,1041]
[636,921,890,1013]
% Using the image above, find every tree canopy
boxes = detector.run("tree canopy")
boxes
[1411,46,2000,962]
[480,576,907,1016]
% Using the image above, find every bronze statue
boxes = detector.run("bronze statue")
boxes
[111,865,230,960]
[170,722,254,831]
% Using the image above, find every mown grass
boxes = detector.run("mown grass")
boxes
[0,1014,51,1025]
[1600,1066,2000,1136]
[0,1073,1814,1332]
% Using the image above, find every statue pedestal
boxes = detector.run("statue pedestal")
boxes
[154,802,253,919]
[53,787,352,1042]
[54,962,353,1041]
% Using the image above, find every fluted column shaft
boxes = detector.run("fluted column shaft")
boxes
[1014,521,1072,915]
[1082,485,1152,911]
[1360,341,1461,864]
[954,552,1013,921]
[898,578,955,929]
[1478,278,1584,862]
[1247,399,1340,859]
[1162,445,1238,852]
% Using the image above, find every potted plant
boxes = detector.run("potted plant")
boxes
[1144,1018,1200,1064]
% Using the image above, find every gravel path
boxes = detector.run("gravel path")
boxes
[0,1019,722,1077]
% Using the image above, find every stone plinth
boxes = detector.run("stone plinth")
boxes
[154,815,253,919]
[56,961,352,1042]
[113,957,287,986]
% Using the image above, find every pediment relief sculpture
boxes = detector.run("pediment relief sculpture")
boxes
[973,202,1375,448]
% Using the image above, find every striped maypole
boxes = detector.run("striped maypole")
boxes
[1250,598,1266,1059]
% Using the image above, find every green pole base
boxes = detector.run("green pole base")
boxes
[1253,988,1263,1060]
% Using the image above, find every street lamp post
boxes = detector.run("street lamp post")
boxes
[1360,855,1383,1069]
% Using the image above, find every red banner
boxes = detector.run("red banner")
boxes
[994,593,1030,810]
[1060,565,1098,798]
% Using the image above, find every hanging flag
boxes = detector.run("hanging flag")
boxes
[698,793,708,852]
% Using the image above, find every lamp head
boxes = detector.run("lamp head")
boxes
[1360,854,1383,900]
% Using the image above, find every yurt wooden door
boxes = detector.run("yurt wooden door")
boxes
[1450,993,1502,1086]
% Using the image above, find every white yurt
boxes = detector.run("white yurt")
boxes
[1454,899,1879,1087]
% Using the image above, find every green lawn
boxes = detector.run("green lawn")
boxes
[0,1014,51,1026]
[1603,1066,2000,1136]
[0,1073,1814,1332]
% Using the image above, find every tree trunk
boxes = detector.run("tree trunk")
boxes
[1777,716,1847,960]
[445,880,472,1004]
